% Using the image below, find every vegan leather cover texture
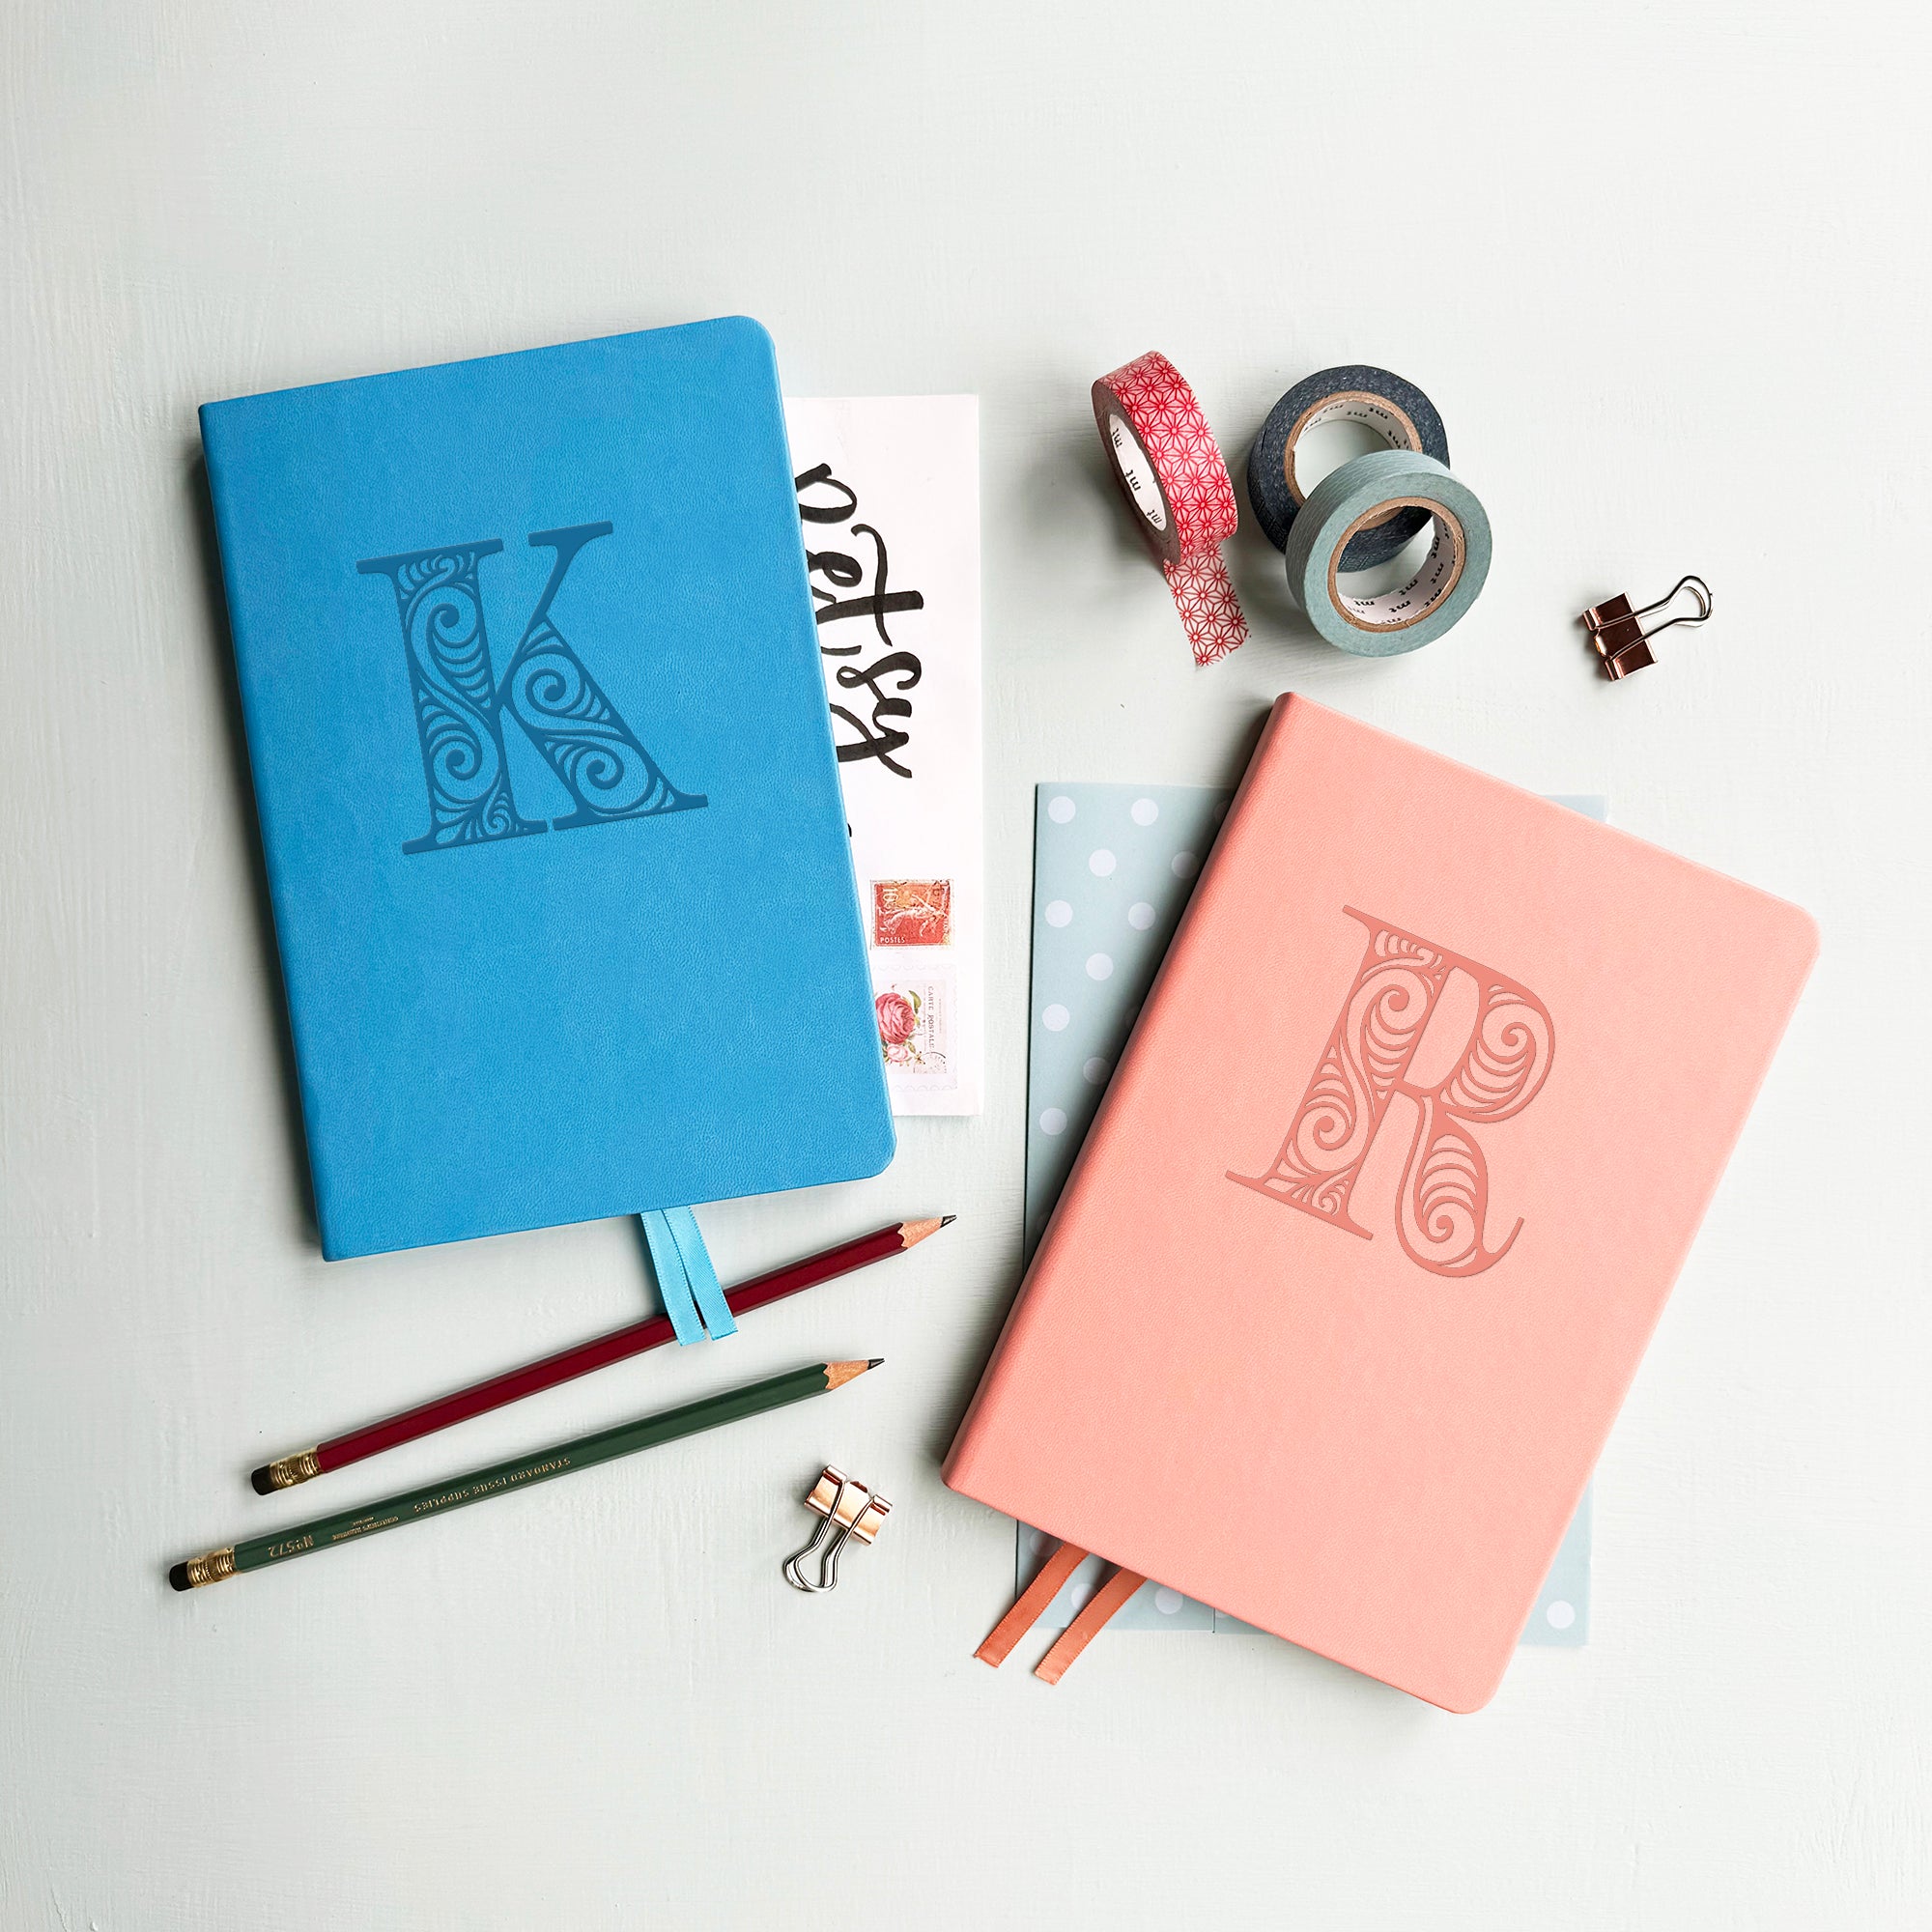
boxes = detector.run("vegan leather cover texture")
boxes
[201,317,893,1261]
[945,696,1816,1711]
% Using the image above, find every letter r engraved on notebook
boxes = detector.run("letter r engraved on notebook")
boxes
[1230,907,1555,1277]
[357,523,708,854]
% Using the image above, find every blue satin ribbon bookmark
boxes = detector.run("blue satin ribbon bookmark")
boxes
[640,1207,737,1345]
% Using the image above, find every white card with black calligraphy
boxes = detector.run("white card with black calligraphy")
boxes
[786,397,983,1116]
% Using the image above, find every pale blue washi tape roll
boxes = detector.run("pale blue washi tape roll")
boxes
[1282,448,1491,656]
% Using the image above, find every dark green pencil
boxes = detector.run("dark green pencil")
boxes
[170,1359,880,1590]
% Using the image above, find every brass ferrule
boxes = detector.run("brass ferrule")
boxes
[264,1448,322,1490]
[182,1547,237,1588]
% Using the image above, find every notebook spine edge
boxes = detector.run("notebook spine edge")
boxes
[944,696,1307,1500]
[197,403,342,1256]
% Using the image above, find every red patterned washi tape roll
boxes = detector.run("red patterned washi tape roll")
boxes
[1092,353,1248,666]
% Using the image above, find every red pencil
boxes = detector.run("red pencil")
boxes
[250,1217,952,1493]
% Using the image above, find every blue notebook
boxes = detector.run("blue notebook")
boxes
[201,318,894,1260]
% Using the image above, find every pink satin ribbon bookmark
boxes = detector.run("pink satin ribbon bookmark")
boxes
[973,1538,1147,1684]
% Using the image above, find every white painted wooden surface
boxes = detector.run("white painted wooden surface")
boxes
[3,4,1926,1925]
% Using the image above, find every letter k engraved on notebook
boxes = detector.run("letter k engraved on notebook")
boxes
[1230,908,1555,1277]
[357,523,707,854]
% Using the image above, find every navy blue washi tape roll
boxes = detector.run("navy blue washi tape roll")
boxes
[1247,366,1450,568]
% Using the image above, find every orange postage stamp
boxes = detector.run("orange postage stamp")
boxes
[872,879,952,948]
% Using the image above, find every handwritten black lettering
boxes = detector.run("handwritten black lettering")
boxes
[810,523,923,652]
[830,650,922,777]
[796,467,926,778]
[805,547,864,590]
[795,462,861,526]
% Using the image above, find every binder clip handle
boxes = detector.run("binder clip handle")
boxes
[1581,574,1712,679]
[783,1465,891,1593]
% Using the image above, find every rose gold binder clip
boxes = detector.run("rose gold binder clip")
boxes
[782,1465,891,1592]
[1581,574,1712,679]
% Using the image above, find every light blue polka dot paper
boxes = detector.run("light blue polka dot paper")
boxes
[1023,783,1229,1264]
[1015,781,1598,1646]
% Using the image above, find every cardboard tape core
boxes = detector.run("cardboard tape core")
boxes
[1329,499,1467,631]
[1107,412,1169,533]
[1285,391,1422,509]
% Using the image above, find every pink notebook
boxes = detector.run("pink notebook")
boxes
[946,696,1817,1711]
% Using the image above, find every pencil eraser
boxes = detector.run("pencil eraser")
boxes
[168,1563,192,1592]
[249,1466,276,1495]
